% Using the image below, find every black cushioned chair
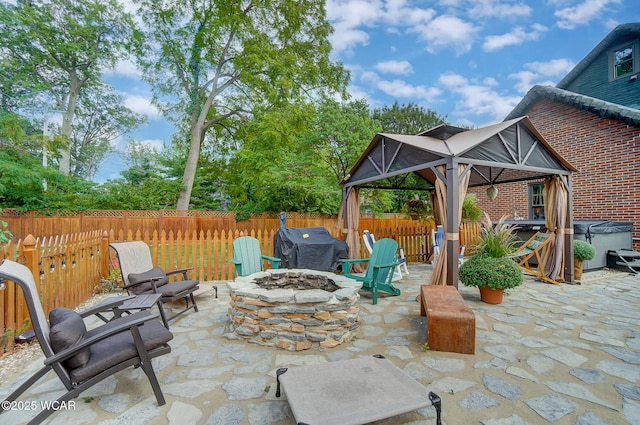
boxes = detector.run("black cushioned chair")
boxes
[110,241,206,327]
[0,259,173,425]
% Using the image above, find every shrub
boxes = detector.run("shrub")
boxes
[574,240,596,261]
[477,213,519,258]
[462,193,482,221]
[459,255,523,290]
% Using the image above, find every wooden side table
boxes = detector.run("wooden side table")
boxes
[93,294,168,329]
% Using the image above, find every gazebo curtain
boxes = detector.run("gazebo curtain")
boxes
[543,176,568,281]
[340,187,365,273]
[429,163,471,286]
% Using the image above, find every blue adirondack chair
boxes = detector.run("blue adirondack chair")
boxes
[231,236,281,277]
[340,238,401,304]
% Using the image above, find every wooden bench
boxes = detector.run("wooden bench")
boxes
[420,285,475,355]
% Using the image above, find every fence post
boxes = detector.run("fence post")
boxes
[101,231,110,278]
[22,234,40,285]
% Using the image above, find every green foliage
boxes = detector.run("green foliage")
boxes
[133,0,349,209]
[372,101,446,134]
[462,194,482,221]
[226,98,382,214]
[459,255,523,290]
[0,319,30,354]
[477,213,519,258]
[0,0,136,174]
[70,84,146,180]
[574,240,596,261]
[402,196,431,221]
[0,209,12,246]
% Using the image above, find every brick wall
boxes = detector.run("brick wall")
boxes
[469,98,640,246]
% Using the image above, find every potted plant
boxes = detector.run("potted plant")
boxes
[459,213,523,304]
[573,240,596,281]
[402,195,431,221]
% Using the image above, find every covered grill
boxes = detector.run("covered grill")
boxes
[274,227,348,272]
[274,213,348,271]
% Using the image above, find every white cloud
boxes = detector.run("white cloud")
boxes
[139,138,165,151]
[554,0,621,29]
[329,24,371,54]
[326,0,384,54]
[123,94,161,119]
[384,0,436,26]
[360,71,441,103]
[483,24,548,51]
[374,60,414,75]
[438,73,521,119]
[508,58,575,92]
[525,58,575,77]
[468,0,532,17]
[105,58,142,78]
[411,15,477,54]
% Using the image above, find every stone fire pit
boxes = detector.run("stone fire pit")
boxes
[227,269,362,351]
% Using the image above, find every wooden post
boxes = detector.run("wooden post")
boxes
[101,231,110,278]
[22,234,39,290]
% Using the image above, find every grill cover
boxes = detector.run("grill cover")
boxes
[274,227,348,272]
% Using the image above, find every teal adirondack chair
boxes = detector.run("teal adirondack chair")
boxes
[231,236,281,277]
[340,238,401,304]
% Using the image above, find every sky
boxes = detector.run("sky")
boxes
[97,0,640,181]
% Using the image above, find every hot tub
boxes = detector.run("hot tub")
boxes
[502,219,634,270]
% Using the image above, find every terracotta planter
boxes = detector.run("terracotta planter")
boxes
[574,258,584,281]
[478,285,504,304]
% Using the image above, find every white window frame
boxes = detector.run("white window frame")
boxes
[609,39,640,81]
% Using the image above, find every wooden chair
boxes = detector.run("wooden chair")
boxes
[110,241,203,328]
[0,260,173,425]
[231,236,281,277]
[508,232,557,284]
[340,238,401,304]
[362,230,409,278]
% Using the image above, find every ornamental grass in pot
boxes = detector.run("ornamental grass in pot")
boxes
[573,240,596,281]
[459,213,523,304]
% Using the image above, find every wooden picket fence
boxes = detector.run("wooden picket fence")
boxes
[1,221,482,355]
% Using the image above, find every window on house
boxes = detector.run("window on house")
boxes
[609,40,639,81]
[614,45,633,78]
[529,183,545,220]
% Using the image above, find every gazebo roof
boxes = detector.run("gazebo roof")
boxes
[341,116,576,190]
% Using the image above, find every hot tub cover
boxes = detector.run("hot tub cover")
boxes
[274,227,348,271]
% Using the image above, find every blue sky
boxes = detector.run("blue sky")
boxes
[97,0,640,181]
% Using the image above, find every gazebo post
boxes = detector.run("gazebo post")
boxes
[446,157,460,288]
[564,174,575,283]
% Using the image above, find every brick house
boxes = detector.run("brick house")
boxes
[469,23,640,249]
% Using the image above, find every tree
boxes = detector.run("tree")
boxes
[226,103,336,213]
[372,101,448,211]
[91,140,182,209]
[302,98,393,215]
[308,98,381,182]
[0,0,135,174]
[133,0,349,210]
[69,83,146,180]
[0,113,96,211]
[372,101,446,134]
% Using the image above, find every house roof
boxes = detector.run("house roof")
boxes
[506,23,640,126]
[557,23,640,89]
[505,85,640,126]
[341,116,576,191]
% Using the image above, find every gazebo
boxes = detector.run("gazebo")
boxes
[338,116,578,287]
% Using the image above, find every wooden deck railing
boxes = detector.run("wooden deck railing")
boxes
[1,220,481,354]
